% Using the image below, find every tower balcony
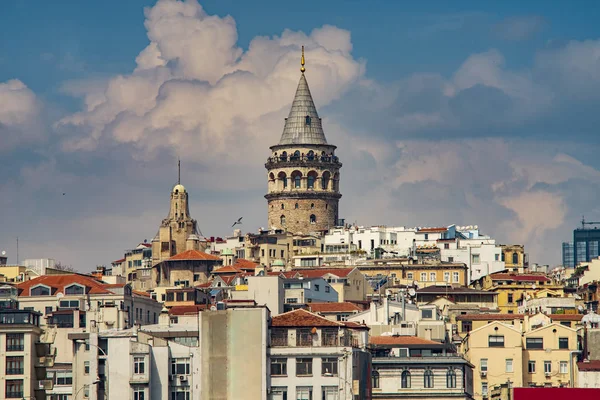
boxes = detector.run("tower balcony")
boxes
[265,154,342,169]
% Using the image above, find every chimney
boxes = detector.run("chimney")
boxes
[383,296,390,324]
[370,301,378,322]
[159,306,170,327]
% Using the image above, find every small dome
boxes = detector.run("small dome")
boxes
[221,248,234,256]
[187,234,200,242]
[272,259,285,267]
[173,184,186,193]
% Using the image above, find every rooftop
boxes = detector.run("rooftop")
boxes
[577,360,600,371]
[369,335,442,346]
[417,285,495,295]
[16,274,117,297]
[308,302,363,313]
[291,267,355,279]
[271,308,344,328]
[167,249,221,262]
[456,313,524,321]
[169,305,208,315]
[489,273,551,282]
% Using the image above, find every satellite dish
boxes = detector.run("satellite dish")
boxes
[532,284,537,290]
[1,250,6,256]
[56,292,64,300]
[210,306,217,311]
[408,288,416,296]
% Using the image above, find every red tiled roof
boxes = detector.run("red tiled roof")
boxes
[103,283,126,288]
[112,258,125,264]
[169,305,208,315]
[418,227,448,233]
[213,265,242,274]
[370,336,441,346]
[489,273,551,282]
[578,360,600,371]
[196,282,213,288]
[133,290,151,298]
[291,268,355,279]
[308,302,363,313]
[343,321,369,330]
[234,259,259,270]
[456,314,525,321]
[549,314,583,321]
[271,309,343,327]
[168,250,221,261]
[17,274,115,296]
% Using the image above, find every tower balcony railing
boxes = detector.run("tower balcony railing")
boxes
[266,154,341,166]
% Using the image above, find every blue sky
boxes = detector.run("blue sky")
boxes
[2,0,600,269]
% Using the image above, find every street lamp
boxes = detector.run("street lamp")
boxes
[75,339,109,400]
[73,380,100,400]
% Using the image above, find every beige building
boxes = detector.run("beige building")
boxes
[151,249,222,290]
[291,267,369,302]
[265,50,342,235]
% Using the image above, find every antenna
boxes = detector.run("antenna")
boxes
[16,237,19,265]
[178,159,181,184]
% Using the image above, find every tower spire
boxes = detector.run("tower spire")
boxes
[178,159,181,184]
[300,45,305,73]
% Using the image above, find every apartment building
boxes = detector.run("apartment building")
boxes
[370,335,474,399]
[290,268,369,302]
[358,261,468,289]
[268,309,371,400]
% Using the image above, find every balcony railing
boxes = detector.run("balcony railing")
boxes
[6,392,23,399]
[271,334,289,347]
[6,368,24,375]
[6,345,24,352]
[270,334,359,348]
[266,155,341,165]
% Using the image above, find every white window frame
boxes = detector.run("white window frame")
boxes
[429,272,436,282]
[30,284,52,296]
[444,272,450,283]
[133,386,145,400]
[64,283,86,295]
[133,356,145,375]
[560,361,568,374]
[544,361,552,373]
[505,358,513,373]
[480,358,488,372]
[453,272,459,283]
[420,272,427,282]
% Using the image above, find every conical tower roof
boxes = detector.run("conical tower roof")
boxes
[278,73,328,145]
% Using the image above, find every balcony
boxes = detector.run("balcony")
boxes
[38,379,54,390]
[265,154,342,168]
[6,368,24,375]
[6,344,24,352]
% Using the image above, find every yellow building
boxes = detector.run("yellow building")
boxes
[456,313,583,337]
[501,245,527,273]
[358,261,468,288]
[462,316,581,400]
[472,273,564,314]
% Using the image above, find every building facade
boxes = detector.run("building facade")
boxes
[265,49,342,234]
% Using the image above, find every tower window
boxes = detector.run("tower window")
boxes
[311,203,314,209]
[310,214,316,224]
[321,171,331,190]
[291,170,302,188]
[281,204,285,210]
[291,150,300,161]
[280,215,286,226]
[307,171,317,189]
[307,150,314,160]
[305,115,311,126]
[280,151,287,161]
[295,203,299,209]
[325,204,328,210]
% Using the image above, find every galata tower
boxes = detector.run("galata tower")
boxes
[265,47,342,234]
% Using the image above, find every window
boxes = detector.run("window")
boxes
[171,358,191,375]
[407,272,413,280]
[322,386,337,400]
[424,233,429,240]
[447,368,457,388]
[280,215,286,225]
[193,274,200,281]
[271,358,287,376]
[84,361,90,375]
[420,272,427,281]
[133,386,145,400]
[270,387,288,400]
[296,387,312,400]
[294,173,302,188]
[528,361,536,373]
[560,361,568,374]
[401,369,411,388]
[559,337,569,349]
[444,272,450,282]
[307,174,315,189]
[453,272,459,283]
[296,358,313,376]
[171,386,190,400]
[322,358,338,376]
[544,361,552,374]
[6,356,24,375]
[421,309,433,319]
[480,359,488,372]
[65,284,85,295]
[55,371,72,385]
[424,369,434,388]
[488,335,504,347]
[310,214,316,224]
[59,299,80,309]
[372,369,380,389]
[30,285,50,296]
[325,286,330,293]
[430,272,436,282]
[472,253,480,264]
[462,321,472,332]
[495,254,500,261]
[526,337,544,349]
[482,382,488,397]
[305,115,311,125]
[5,380,23,398]
[505,359,513,373]
[512,252,519,264]
[134,357,145,374]
[321,172,330,190]
[45,306,53,315]
[508,293,513,303]
[444,243,450,249]
[295,203,299,209]
[6,334,24,352]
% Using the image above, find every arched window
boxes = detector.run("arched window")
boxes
[278,171,287,189]
[305,115,311,126]
[310,214,316,224]
[269,172,275,181]
[321,151,327,161]
[333,172,339,191]
[307,171,317,189]
[512,252,519,265]
[291,150,300,161]
[281,204,285,210]
[446,368,457,388]
[424,369,434,388]
[280,215,286,226]
[311,203,314,209]
[322,171,331,190]
[291,171,302,188]
[280,151,287,161]
[295,203,299,209]
[307,150,314,161]
[401,369,411,388]
[372,369,380,389]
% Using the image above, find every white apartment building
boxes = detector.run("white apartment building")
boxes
[268,309,371,400]
[71,305,269,400]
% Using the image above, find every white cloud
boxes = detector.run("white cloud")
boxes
[0,79,41,151]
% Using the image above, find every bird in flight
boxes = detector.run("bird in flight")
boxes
[231,217,243,227]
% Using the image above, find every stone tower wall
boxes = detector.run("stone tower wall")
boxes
[267,197,338,234]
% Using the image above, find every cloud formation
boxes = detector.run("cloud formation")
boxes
[4,0,600,269]
[493,15,546,41]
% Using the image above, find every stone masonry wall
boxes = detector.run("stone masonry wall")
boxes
[268,197,338,234]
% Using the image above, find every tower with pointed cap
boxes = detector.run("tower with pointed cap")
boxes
[265,47,342,234]
[151,160,205,265]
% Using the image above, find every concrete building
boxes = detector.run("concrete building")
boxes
[265,49,342,234]
[573,219,600,266]
[357,261,469,290]
[151,249,222,290]
[268,308,371,400]
[71,305,269,400]
[290,267,369,302]
[370,335,474,400]
[578,360,600,388]
[284,276,338,306]
[22,258,56,276]
[229,275,285,316]
[516,289,577,314]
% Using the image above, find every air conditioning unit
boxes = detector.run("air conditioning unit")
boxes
[545,372,551,377]
[481,371,487,377]
[179,375,188,382]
